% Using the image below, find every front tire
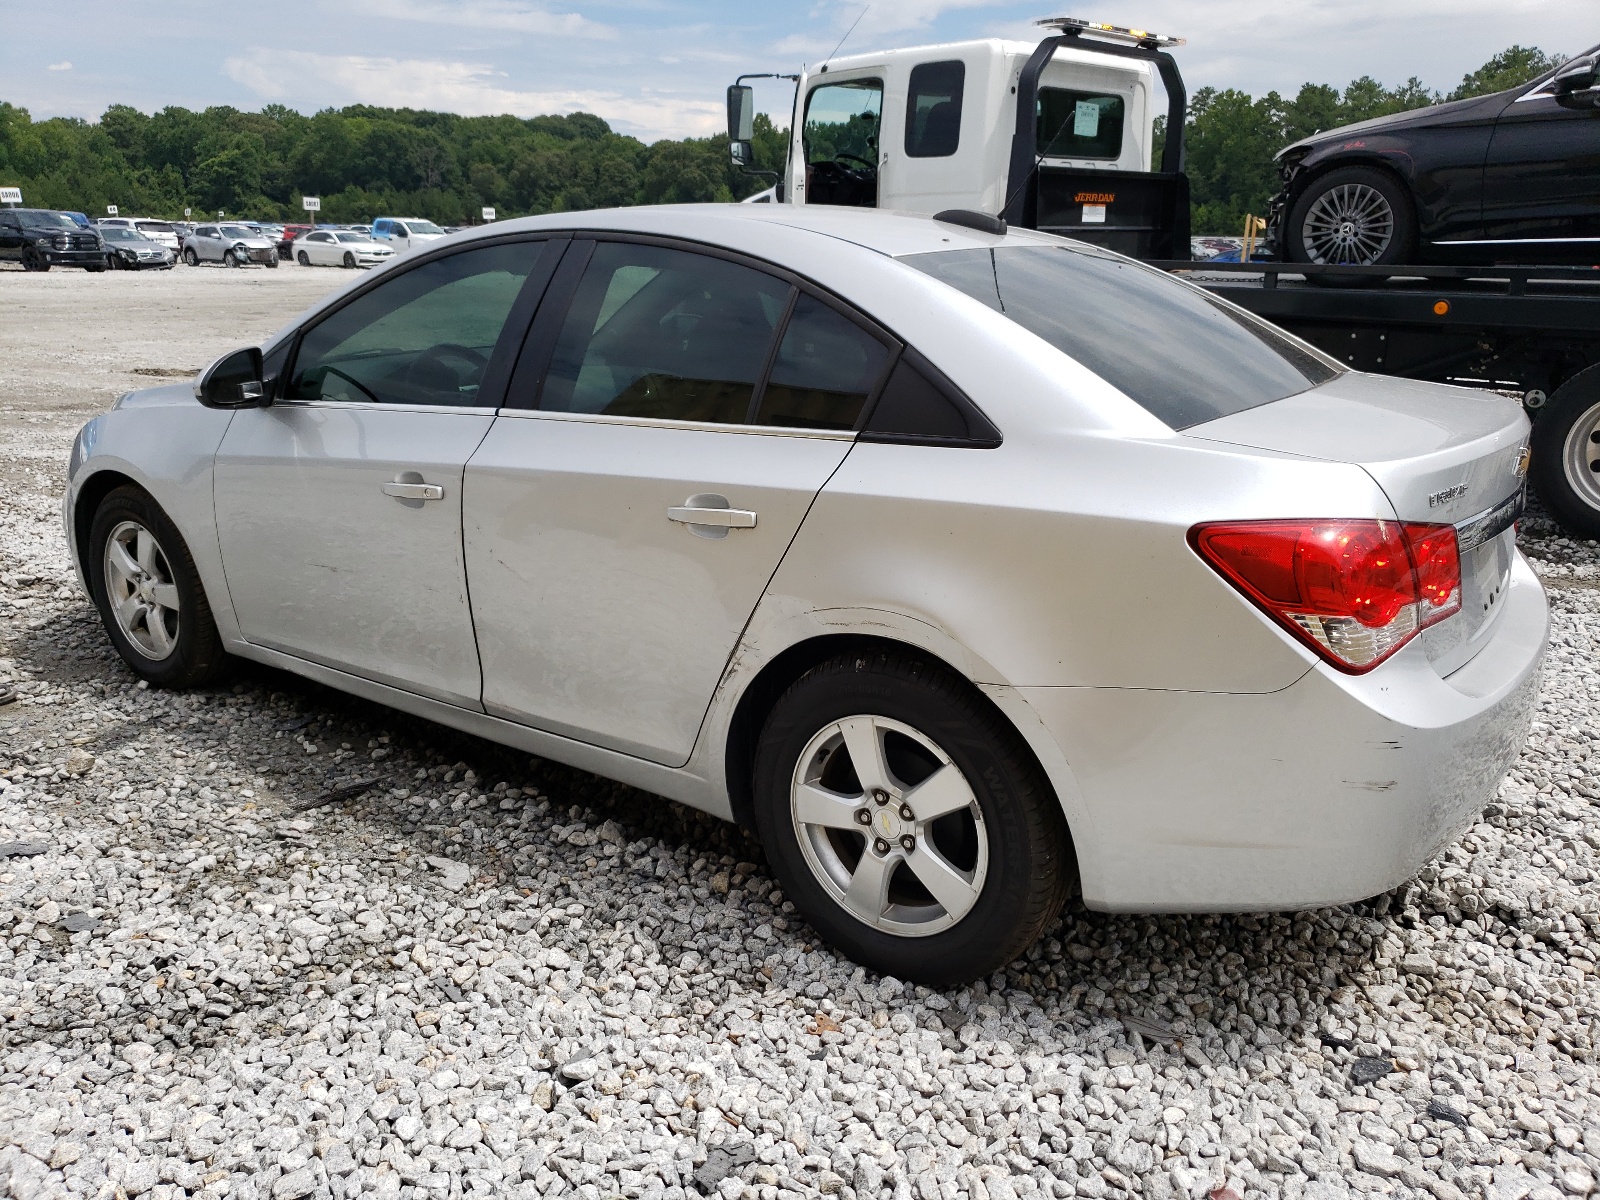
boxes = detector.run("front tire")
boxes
[342,251,356,268]
[752,650,1074,985]
[1531,365,1600,540]
[22,247,50,272]
[223,249,240,268]
[183,247,198,266]
[1286,165,1416,281]
[87,486,227,688]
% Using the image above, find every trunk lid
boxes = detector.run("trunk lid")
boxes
[1188,373,1531,676]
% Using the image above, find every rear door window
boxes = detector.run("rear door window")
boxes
[539,242,791,424]
[902,243,1342,429]
[1037,89,1126,159]
[904,61,965,158]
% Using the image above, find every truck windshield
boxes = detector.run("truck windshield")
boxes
[20,211,78,229]
[901,244,1343,429]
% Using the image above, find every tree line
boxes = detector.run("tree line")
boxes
[0,45,1561,232]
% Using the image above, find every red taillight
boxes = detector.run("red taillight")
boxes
[1189,518,1461,673]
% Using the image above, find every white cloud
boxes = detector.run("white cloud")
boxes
[223,50,724,140]
[46,61,72,71]
[353,0,616,39]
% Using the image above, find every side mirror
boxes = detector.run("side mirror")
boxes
[195,347,268,409]
[1554,55,1600,109]
[727,84,755,142]
[730,140,754,168]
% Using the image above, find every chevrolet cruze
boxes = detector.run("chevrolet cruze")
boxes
[64,206,1547,984]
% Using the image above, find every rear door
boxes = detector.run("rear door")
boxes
[464,237,894,765]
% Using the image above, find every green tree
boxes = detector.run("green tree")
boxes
[1449,45,1564,101]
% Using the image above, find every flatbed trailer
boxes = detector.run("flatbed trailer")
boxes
[1153,260,1600,536]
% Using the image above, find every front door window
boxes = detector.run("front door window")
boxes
[803,78,883,207]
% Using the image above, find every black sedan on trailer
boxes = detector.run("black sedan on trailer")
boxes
[1270,46,1600,267]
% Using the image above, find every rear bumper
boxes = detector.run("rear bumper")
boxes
[1019,550,1547,911]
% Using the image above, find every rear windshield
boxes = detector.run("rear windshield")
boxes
[135,220,175,233]
[901,244,1342,429]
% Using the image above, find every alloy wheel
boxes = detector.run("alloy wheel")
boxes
[789,714,989,936]
[103,520,181,660]
[1300,183,1395,265]
[1562,398,1600,515]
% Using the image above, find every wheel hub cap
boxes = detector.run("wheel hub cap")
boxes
[103,520,180,661]
[1301,182,1395,266]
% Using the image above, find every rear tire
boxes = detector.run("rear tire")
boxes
[751,650,1074,985]
[1531,365,1600,540]
[297,250,311,266]
[87,486,227,688]
[1286,165,1416,286]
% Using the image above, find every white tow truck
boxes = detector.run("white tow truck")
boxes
[727,17,1191,257]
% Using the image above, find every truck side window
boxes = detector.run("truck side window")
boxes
[1037,89,1126,160]
[905,61,965,158]
[803,79,883,208]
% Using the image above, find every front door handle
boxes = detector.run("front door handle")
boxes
[668,493,756,539]
[667,506,756,528]
[383,472,444,501]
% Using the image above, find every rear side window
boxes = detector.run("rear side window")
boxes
[1037,89,1126,160]
[755,294,891,429]
[540,242,791,424]
[902,244,1342,429]
[905,61,965,158]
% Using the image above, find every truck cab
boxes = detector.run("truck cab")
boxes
[730,19,1190,258]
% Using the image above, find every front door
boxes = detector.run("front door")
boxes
[1480,82,1600,255]
[464,238,894,765]
[214,237,556,706]
[801,75,885,208]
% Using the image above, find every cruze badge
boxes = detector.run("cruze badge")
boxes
[1428,483,1470,508]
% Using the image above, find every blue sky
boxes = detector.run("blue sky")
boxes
[1,0,1590,141]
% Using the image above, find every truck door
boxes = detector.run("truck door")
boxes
[800,75,883,208]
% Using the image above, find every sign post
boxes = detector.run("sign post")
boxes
[106,204,119,217]
[481,207,496,222]
[302,196,321,215]
[0,187,21,207]
[184,207,192,219]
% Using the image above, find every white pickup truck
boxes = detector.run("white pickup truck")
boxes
[728,17,1191,257]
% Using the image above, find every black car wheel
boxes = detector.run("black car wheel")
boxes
[21,247,50,272]
[85,263,106,273]
[1531,365,1600,541]
[87,485,228,688]
[1287,165,1416,276]
[223,249,240,268]
[297,249,311,266]
[183,247,199,267]
[751,649,1074,985]
[342,251,356,269]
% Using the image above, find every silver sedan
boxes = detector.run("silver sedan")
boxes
[63,205,1547,983]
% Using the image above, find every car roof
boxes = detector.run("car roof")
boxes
[477,203,1057,260]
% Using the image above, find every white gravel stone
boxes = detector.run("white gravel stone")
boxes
[4,269,1600,1200]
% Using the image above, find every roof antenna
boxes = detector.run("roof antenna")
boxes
[818,5,870,72]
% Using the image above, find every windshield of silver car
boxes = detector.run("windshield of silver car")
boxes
[220,225,257,239]
[900,244,1344,430]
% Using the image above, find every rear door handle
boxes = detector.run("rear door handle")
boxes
[383,475,444,501]
[667,506,756,528]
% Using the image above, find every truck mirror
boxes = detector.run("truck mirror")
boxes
[730,140,754,168]
[727,84,755,141]
[1553,55,1600,109]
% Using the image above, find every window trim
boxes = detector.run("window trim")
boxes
[903,59,966,159]
[277,232,566,412]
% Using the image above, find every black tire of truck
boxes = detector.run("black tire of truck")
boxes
[1531,364,1600,541]
[1285,165,1417,288]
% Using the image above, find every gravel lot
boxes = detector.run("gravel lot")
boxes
[2,260,1599,1200]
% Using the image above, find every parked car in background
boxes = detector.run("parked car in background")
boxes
[1271,44,1600,266]
[103,218,183,254]
[99,226,176,270]
[64,212,92,229]
[278,224,312,259]
[0,208,106,271]
[63,205,1547,983]
[371,217,446,253]
[181,223,278,267]
[294,229,396,269]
